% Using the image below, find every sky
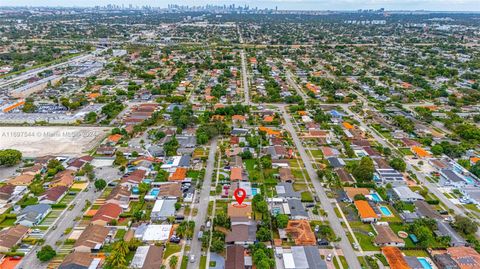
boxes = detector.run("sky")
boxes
[1,0,480,11]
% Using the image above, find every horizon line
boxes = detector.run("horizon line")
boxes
[1,5,480,13]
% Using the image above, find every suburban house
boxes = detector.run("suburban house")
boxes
[73,224,110,252]
[0,225,29,252]
[228,203,253,223]
[39,185,68,204]
[433,253,460,269]
[435,221,467,247]
[48,169,75,188]
[391,186,425,202]
[373,223,405,247]
[7,173,35,186]
[168,167,187,182]
[225,222,257,245]
[151,199,177,221]
[59,252,101,269]
[279,167,294,182]
[414,201,443,220]
[225,245,251,269]
[0,184,27,204]
[375,168,405,186]
[156,183,183,199]
[281,246,327,269]
[105,185,132,209]
[382,246,410,269]
[230,167,243,181]
[121,169,147,187]
[15,204,52,227]
[447,246,480,268]
[354,200,380,223]
[91,203,123,226]
[130,245,164,269]
[343,187,370,203]
[284,220,316,246]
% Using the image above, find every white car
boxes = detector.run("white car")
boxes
[326,254,333,261]
[190,255,195,263]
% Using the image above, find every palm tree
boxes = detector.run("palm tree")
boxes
[115,241,130,257]
[106,251,126,268]
[169,255,178,269]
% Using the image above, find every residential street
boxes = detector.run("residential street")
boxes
[18,185,100,269]
[187,137,218,269]
[280,106,362,269]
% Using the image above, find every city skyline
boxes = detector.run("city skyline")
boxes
[1,0,480,11]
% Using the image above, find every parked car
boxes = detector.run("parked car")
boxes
[326,254,333,261]
[190,255,195,263]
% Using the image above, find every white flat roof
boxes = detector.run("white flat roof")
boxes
[142,224,172,241]
[283,253,295,269]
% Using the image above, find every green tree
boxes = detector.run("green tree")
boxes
[453,216,478,235]
[256,227,272,242]
[275,214,288,229]
[84,111,98,123]
[389,157,406,172]
[210,238,225,253]
[36,245,56,262]
[94,179,107,190]
[470,162,480,178]
[0,149,22,167]
[431,144,443,156]
[114,151,128,166]
[169,255,178,269]
[164,137,179,156]
[352,157,374,182]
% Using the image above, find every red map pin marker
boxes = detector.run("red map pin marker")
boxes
[234,188,246,205]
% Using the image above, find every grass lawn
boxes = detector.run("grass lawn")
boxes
[309,150,323,159]
[400,148,414,156]
[244,159,264,181]
[180,256,188,269]
[0,218,16,228]
[115,229,126,240]
[339,256,348,269]
[354,232,379,251]
[293,182,308,191]
[200,255,207,269]
[163,243,182,259]
[403,249,428,257]
[301,191,314,202]
[464,203,480,214]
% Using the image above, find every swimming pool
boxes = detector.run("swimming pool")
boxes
[370,193,382,202]
[373,174,380,181]
[379,206,393,217]
[252,188,258,196]
[417,258,432,269]
[149,188,160,197]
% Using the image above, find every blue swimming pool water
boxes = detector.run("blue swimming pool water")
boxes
[272,208,280,215]
[379,206,392,216]
[417,258,432,269]
[373,174,380,181]
[149,188,159,197]
[370,193,382,202]
[464,176,474,184]
[252,188,258,196]
[132,187,139,194]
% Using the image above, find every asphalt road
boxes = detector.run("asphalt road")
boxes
[280,106,362,269]
[240,50,250,105]
[341,103,480,237]
[0,52,96,89]
[17,184,101,269]
[187,137,218,269]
